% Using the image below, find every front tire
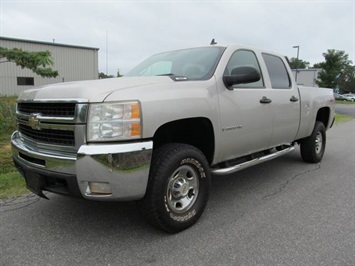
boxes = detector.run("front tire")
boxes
[139,143,211,233]
[300,121,326,163]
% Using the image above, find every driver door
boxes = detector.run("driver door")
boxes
[217,49,273,162]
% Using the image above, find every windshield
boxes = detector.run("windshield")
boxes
[126,47,225,80]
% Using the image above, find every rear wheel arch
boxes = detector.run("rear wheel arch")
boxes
[300,121,326,163]
[316,107,330,128]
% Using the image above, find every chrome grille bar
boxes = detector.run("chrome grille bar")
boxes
[16,99,88,153]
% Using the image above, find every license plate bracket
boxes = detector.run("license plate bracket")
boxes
[25,172,48,199]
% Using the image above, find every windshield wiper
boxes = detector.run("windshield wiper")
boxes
[157,73,176,76]
[157,73,188,81]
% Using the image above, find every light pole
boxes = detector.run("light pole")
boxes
[106,30,108,76]
[293,45,300,83]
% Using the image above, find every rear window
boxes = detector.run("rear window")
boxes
[262,54,291,89]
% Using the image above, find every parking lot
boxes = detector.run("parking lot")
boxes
[1,119,355,265]
[335,103,355,116]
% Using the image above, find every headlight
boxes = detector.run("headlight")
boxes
[87,101,141,141]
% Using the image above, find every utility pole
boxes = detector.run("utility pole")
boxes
[293,45,300,83]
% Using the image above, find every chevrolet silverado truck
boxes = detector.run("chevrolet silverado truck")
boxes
[12,45,335,233]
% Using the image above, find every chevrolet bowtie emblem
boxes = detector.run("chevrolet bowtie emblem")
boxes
[28,114,41,130]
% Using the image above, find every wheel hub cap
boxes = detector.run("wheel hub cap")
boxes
[172,178,190,197]
[166,165,199,213]
[315,132,323,154]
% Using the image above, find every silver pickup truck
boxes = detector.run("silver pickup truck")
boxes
[12,45,335,233]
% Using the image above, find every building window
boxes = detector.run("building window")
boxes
[17,77,34,86]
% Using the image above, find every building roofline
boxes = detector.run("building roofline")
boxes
[0,36,99,51]
[291,68,322,71]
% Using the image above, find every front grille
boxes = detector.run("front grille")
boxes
[19,124,75,146]
[18,102,76,117]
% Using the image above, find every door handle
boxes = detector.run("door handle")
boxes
[260,96,272,104]
[290,95,299,102]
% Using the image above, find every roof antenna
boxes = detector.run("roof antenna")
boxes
[210,38,217,45]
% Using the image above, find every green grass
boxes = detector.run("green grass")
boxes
[334,113,354,124]
[0,136,27,199]
[0,172,27,199]
[0,96,27,199]
[335,100,355,104]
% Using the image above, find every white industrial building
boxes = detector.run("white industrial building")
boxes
[0,37,99,96]
[292,68,322,87]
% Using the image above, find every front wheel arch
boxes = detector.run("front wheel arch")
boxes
[139,143,211,233]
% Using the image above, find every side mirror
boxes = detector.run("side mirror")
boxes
[223,66,261,89]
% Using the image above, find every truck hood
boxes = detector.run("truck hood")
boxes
[18,76,175,102]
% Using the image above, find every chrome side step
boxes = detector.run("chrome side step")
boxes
[211,146,295,176]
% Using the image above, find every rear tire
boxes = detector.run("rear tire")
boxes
[139,143,211,233]
[300,121,326,163]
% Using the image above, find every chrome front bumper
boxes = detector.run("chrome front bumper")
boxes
[11,131,153,201]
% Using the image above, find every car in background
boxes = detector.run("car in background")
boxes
[342,94,355,101]
[334,93,352,101]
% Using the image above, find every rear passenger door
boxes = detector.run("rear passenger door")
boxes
[262,53,301,147]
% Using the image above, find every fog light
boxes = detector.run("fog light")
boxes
[88,182,112,195]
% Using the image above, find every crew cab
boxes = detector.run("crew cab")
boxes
[12,45,335,233]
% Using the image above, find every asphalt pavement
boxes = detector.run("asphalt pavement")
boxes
[1,119,355,265]
[335,103,355,116]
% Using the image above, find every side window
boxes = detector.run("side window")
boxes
[262,54,291,89]
[224,50,264,88]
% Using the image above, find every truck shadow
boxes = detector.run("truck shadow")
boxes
[19,148,321,241]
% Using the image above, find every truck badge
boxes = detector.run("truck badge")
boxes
[28,114,41,130]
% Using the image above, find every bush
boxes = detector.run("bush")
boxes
[0,97,17,138]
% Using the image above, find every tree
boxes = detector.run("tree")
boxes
[98,69,123,79]
[314,49,353,90]
[98,72,114,79]
[338,65,355,93]
[0,47,58,78]
[287,57,310,69]
[312,62,323,69]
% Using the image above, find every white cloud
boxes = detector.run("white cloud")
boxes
[1,0,354,75]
